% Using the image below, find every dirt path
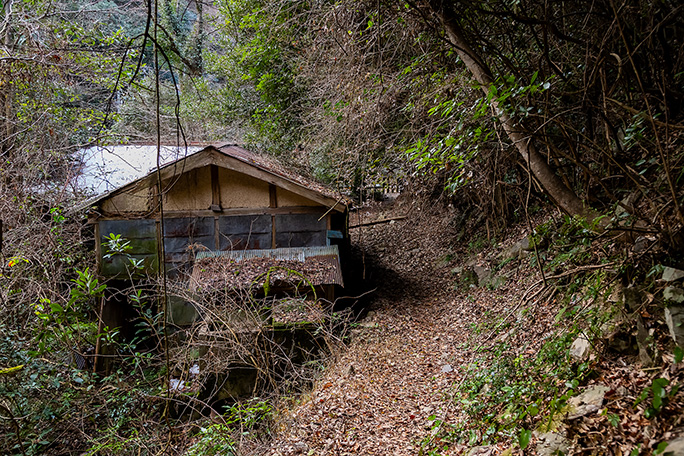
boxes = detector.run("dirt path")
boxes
[262,197,684,456]
[264,199,544,455]
[266,297,459,455]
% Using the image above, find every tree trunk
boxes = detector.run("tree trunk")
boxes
[427,2,592,219]
[1,0,16,160]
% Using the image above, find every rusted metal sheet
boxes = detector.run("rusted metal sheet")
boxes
[308,253,345,287]
[164,235,215,255]
[99,219,158,277]
[276,231,326,248]
[219,234,271,251]
[276,213,325,232]
[100,219,156,240]
[218,214,272,250]
[218,214,271,234]
[164,217,214,237]
[101,253,159,277]
[162,217,216,267]
[274,213,326,248]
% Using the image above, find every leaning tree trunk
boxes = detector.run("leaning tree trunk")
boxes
[427,1,592,219]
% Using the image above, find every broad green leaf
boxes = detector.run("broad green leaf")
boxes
[653,394,662,410]
[652,378,669,399]
[49,301,64,314]
[518,429,532,449]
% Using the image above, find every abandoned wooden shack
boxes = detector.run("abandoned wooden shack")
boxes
[85,144,349,335]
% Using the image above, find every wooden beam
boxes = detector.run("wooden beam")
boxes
[349,215,408,229]
[269,183,278,208]
[94,206,329,221]
[210,164,222,212]
[93,295,105,374]
[94,222,102,273]
[151,183,160,213]
[270,184,277,248]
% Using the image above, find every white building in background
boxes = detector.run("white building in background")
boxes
[76,144,203,195]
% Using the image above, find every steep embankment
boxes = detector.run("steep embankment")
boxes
[266,197,684,456]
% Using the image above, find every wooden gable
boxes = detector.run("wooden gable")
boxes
[88,145,346,218]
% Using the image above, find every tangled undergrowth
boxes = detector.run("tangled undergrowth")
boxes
[0,233,349,456]
[420,213,684,455]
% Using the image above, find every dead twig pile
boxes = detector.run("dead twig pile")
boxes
[191,257,335,290]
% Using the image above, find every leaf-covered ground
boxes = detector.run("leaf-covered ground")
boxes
[264,197,684,456]
[264,197,539,455]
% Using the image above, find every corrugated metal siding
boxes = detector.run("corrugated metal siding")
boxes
[218,215,272,250]
[163,216,215,269]
[274,213,327,248]
[196,245,335,261]
[196,246,344,286]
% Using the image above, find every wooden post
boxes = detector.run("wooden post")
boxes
[210,165,222,212]
[326,214,331,246]
[214,216,220,251]
[270,184,277,248]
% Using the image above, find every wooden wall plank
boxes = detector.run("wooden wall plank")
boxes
[95,206,327,220]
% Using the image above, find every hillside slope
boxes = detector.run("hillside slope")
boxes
[264,197,684,456]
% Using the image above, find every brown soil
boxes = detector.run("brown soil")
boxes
[263,197,550,455]
[262,196,684,456]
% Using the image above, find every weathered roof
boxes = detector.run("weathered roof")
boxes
[215,145,346,203]
[191,245,344,290]
[76,144,204,195]
[82,144,349,212]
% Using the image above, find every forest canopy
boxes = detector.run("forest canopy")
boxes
[203,0,684,238]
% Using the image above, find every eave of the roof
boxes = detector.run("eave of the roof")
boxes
[81,145,349,213]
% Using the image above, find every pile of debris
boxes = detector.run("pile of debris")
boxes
[191,256,335,291]
[270,298,327,324]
